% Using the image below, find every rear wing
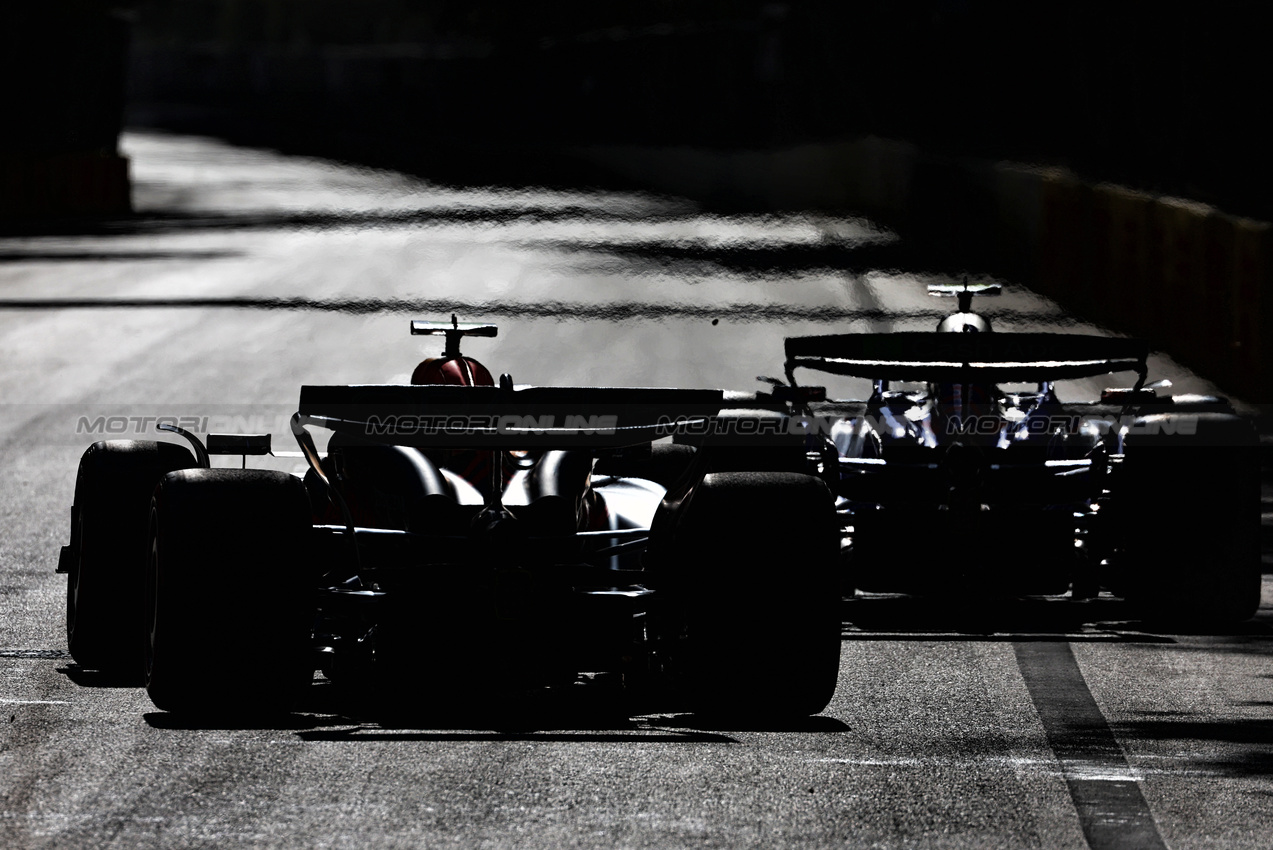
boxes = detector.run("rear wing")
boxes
[297,384,726,449]
[785,332,1149,385]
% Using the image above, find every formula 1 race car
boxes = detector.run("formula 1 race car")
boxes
[57,320,841,718]
[776,283,1261,625]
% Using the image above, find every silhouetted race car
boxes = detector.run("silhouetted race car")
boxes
[57,319,841,718]
[778,283,1260,624]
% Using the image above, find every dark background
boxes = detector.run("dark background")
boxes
[8,1,1267,218]
[5,1,1271,399]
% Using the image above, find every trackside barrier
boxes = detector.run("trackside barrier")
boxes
[767,144,839,209]
[908,156,998,268]
[1038,170,1094,312]
[1003,178,1271,403]
[575,136,918,220]
[992,163,1045,281]
[0,153,131,219]
[1200,210,1239,383]
[853,137,916,220]
[1154,197,1212,373]
[575,145,738,209]
[1233,218,1272,398]
[1094,184,1154,339]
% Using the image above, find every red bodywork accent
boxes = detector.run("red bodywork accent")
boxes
[580,489,611,532]
[410,355,500,492]
[411,356,494,388]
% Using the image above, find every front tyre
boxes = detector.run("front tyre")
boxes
[145,469,314,715]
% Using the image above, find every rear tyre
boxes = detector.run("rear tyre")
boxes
[66,440,194,678]
[660,471,842,719]
[145,469,314,715]
[1117,413,1261,626]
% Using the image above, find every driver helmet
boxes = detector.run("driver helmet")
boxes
[411,354,497,491]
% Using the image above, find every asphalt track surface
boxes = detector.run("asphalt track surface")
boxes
[1,131,1272,849]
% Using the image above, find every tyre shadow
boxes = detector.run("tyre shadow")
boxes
[139,675,849,738]
[645,713,850,734]
[295,682,738,742]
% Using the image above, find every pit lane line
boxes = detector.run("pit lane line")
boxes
[839,619,1174,846]
[1014,642,1169,850]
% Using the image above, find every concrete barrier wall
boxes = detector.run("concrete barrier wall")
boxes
[579,141,1272,403]
[0,153,131,219]
[2,5,133,220]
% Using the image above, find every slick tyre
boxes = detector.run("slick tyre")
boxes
[66,440,194,679]
[145,469,314,715]
[663,471,841,719]
[1118,414,1260,626]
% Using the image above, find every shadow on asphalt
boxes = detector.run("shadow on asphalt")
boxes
[840,595,1273,641]
[1108,713,1273,779]
[649,713,850,734]
[294,727,738,744]
[0,248,243,263]
[0,205,687,238]
[0,201,957,284]
[520,237,935,280]
[144,711,335,733]
[0,200,992,324]
[138,675,851,738]
[0,293,977,324]
[142,696,739,742]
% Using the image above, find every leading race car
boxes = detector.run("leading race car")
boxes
[776,283,1260,624]
[58,319,842,719]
